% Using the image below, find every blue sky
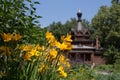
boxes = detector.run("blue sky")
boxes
[36,0,111,27]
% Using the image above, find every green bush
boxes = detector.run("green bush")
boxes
[95,64,113,72]
[67,64,96,80]
[96,73,120,80]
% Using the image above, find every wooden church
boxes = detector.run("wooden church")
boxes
[68,10,105,65]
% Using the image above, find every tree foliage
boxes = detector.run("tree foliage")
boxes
[91,0,120,65]
[0,0,46,45]
[46,18,90,40]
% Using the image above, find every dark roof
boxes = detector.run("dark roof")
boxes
[72,40,95,44]
[76,21,88,34]
[69,45,104,54]
[70,50,95,53]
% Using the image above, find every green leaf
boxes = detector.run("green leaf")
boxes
[34,1,40,4]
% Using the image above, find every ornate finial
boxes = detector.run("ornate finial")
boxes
[78,9,81,13]
[77,9,82,22]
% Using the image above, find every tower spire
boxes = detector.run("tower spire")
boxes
[76,9,87,34]
[77,9,82,22]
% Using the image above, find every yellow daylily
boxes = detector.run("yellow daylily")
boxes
[59,55,65,61]
[24,52,32,60]
[56,42,67,50]
[64,42,73,50]
[58,66,67,78]
[58,66,64,71]
[1,33,12,42]
[35,44,41,50]
[60,70,67,78]
[23,45,32,52]
[46,31,53,40]
[46,31,57,46]
[30,49,39,56]
[49,37,57,46]
[50,48,58,58]
[61,34,72,42]
[13,33,22,41]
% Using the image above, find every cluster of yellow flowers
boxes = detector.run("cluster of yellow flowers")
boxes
[21,31,72,78]
[21,44,40,60]
[1,33,22,42]
[0,33,22,55]
[45,31,72,78]
[58,66,67,78]
[0,31,72,79]
[46,31,72,50]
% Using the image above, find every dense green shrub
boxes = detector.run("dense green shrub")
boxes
[67,64,96,80]
[95,64,113,72]
[96,73,120,80]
